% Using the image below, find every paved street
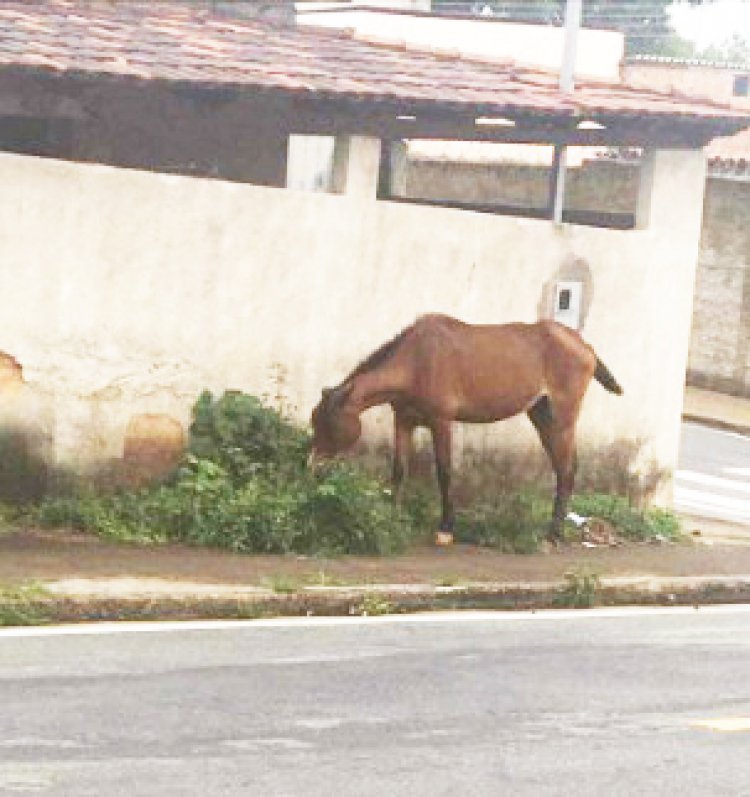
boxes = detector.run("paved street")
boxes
[675,421,750,526]
[2,608,750,796]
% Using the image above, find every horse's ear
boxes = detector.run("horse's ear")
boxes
[325,381,354,408]
[337,381,355,403]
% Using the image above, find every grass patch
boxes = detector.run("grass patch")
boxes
[261,575,301,594]
[454,489,681,553]
[434,574,465,588]
[557,567,602,608]
[454,490,551,554]
[0,502,22,536]
[354,594,395,616]
[570,493,681,542]
[0,582,50,627]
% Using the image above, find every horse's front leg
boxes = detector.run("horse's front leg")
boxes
[431,419,455,546]
[391,411,414,502]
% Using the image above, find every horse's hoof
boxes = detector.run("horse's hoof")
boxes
[434,531,454,547]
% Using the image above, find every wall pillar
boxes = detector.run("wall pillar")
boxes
[636,148,707,238]
[331,135,382,198]
[635,148,708,506]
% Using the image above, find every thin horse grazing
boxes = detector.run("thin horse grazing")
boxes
[310,314,622,542]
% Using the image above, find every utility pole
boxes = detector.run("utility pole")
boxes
[548,0,582,223]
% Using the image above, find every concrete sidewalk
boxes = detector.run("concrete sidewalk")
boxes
[683,386,750,434]
[0,386,746,626]
[4,528,750,624]
[6,569,750,624]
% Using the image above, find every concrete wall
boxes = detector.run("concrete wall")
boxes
[399,154,750,397]
[0,150,705,497]
[298,11,625,79]
[399,154,638,214]
[623,63,750,111]
[689,178,750,397]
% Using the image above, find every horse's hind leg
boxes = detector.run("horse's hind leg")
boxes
[431,419,455,545]
[528,397,578,541]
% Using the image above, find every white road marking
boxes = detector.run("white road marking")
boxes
[690,718,750,732]
[3,605,750,639]
[295,719,344,731]
[0,738,85,750]
[673,486,750,524]
[725,467,750,478]
[675,470,750,495]
[674,486,750,513]
[222,738,314,751]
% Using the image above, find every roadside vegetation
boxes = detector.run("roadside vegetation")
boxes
[0,582,50,627]
[6,390,680,556]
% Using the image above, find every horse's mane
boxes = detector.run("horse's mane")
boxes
[345,323,413,381]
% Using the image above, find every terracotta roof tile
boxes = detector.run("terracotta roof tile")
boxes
[0,0,748,129]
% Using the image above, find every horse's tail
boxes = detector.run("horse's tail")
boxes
[594,358,623,395]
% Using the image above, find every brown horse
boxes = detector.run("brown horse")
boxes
[310,314,622,542]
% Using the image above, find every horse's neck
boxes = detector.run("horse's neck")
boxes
[348,368,400,414]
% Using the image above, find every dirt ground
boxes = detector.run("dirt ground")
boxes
[2,522,750,589]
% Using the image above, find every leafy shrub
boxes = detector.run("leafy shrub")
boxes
[34,392,419,556]
[189,391,310,482]
[293,464,415,556]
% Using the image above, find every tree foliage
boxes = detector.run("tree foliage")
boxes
[701,34,750,64]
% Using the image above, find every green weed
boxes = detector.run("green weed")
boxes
[559,567,602,608]
[262,575,300,594]
[0,582,50,626]
[355,593,394,616]
[570,493,682,541]
[454,490,550,554]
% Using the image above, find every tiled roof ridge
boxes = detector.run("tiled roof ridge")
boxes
[626,53,750,72]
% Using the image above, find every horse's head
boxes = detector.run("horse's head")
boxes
[310,382,361,459]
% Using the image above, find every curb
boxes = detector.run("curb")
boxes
[4,576,750,625]
[682,413,750,437]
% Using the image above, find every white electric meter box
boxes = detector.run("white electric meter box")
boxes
[553,281,583,329]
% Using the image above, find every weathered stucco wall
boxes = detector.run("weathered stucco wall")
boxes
[297,12,625,80]
[623,63,750,111]
[0,152,704,497]
[689,178,750,396]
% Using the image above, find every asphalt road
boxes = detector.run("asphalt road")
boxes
[675,421,750,526]
[2,608,750,796]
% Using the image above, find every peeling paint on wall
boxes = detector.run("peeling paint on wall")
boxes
[122,413,185,486]
[0,351,23,393]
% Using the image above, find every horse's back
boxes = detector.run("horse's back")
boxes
[396,316,597,421]
[402,316,549,420]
